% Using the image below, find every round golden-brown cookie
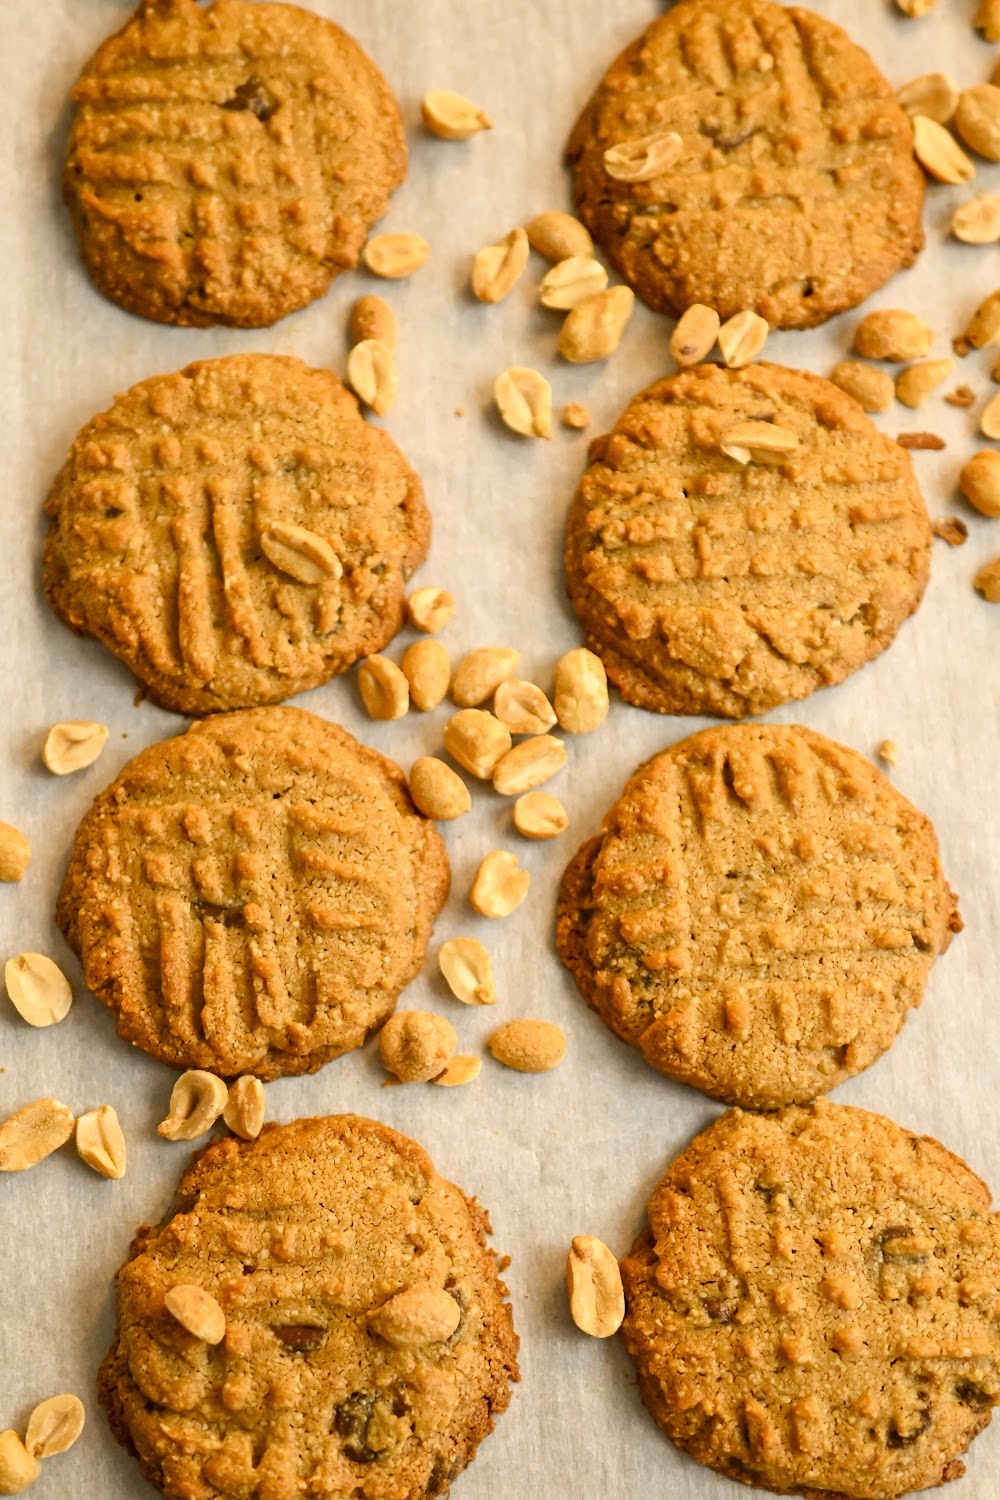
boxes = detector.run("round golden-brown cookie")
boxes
[564,362,931,719]
[566,0,924,329]
[43,354,428,715]
[621,1102,1000,1499]
[99,1114,519,1500]
[57,707,449,1079]
[556,724,960,1109]
[65,0,406,327]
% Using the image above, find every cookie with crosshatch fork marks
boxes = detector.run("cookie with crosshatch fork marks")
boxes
[43,354,428,714]
[56,708,449,1079]
[565,0,924,329]
[556,724,960,1109]
[99,1114,519,1500]
[620,1102,1000,1499]
[564,362,931,719]
[64,0,406,327]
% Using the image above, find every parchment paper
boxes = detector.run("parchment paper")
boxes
[1,2,999,1496]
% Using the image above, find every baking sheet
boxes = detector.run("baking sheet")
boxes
[2,1,1000,1495]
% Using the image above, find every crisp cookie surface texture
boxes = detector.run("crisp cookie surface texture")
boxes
[43,354,428,714]
[621,1102,1000,1499]
[566,0,924,329]
[57,707,449,1080]
[564,362,931,719]
[556,724,960,1109]
[99,1114,519,1500]
[65,0,406,327]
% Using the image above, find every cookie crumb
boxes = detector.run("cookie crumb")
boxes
[454,405,465,417]
[896,431,946,450]
[953,334,972,358]
[562,401,591,430]
[931,516,969,546]
[877,739,899,768]
[945,384,976,408]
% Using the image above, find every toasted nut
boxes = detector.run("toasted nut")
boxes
[525,211,593,262]
[603,131,682,181]
[896,359,954,409]
[717,309,769,368]
[912,115,975,183]
[561,402,590,431]
[472,227,529,304]
[4,953,73,1028]
[670,304,721,367]
[964,290,1000,349]
[164,1285,226,1344]
[559,287,634,363]
[260,522,341,584]
[421,88,491,140]
[951,193,1000,244]
[894,0,939,13]
[346,339,398,416]
[432,1055,482,1087]
[0,823,30,883]
[407,586,455,634]
[493,734,567,796]
[495,367,552,438]
[878,739,900,769]
[489,1017,566,1072]
[980,0,1000,41]
[439,937,496,1005]
[896,431,945,450]
[955,85,1000,161]
[443,710,511,779]
[514,791,568,840]
[378,1010,457,1082]
[362,232,429,279]
[960,450,1000,516]
[719,421,799,464]
[451,647,520,708]
[222,1077,266,1141]
[157,1070,228,1142]
[829,361,896,413]
[75,1106,126,1180]
[402,640,451,712]
[554,648,609,734]
[369,1285,461,1347]
[470,850,530,918]
[975,555,1000,600]
[539,256,608,310]
[898,73,959,123]
[0,1431,40,1494]
[567,1235,625,1338]
[932,516,969,546]
[0,1099,74,1173]
[854,309,933,362]
[42,720,108,775]
[350,294,397,350]
[981,392,1000,439]
[24,1395,85,1461]
[494,680,557,735]
[359,655,409,721]
[945,385,976,408]
[409,758,471,821]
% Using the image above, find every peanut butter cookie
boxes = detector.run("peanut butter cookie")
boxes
[57,707,449,1079]
[44,355,428,714]
[65,0,406,327]
[621,1102,1000,1498]
[564,362,931,718]
[100,1115,519,1499]
[556,724,960,1109]
[566,0,924,329]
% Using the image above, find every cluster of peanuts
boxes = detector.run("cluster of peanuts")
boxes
[0,1395,86,1496]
